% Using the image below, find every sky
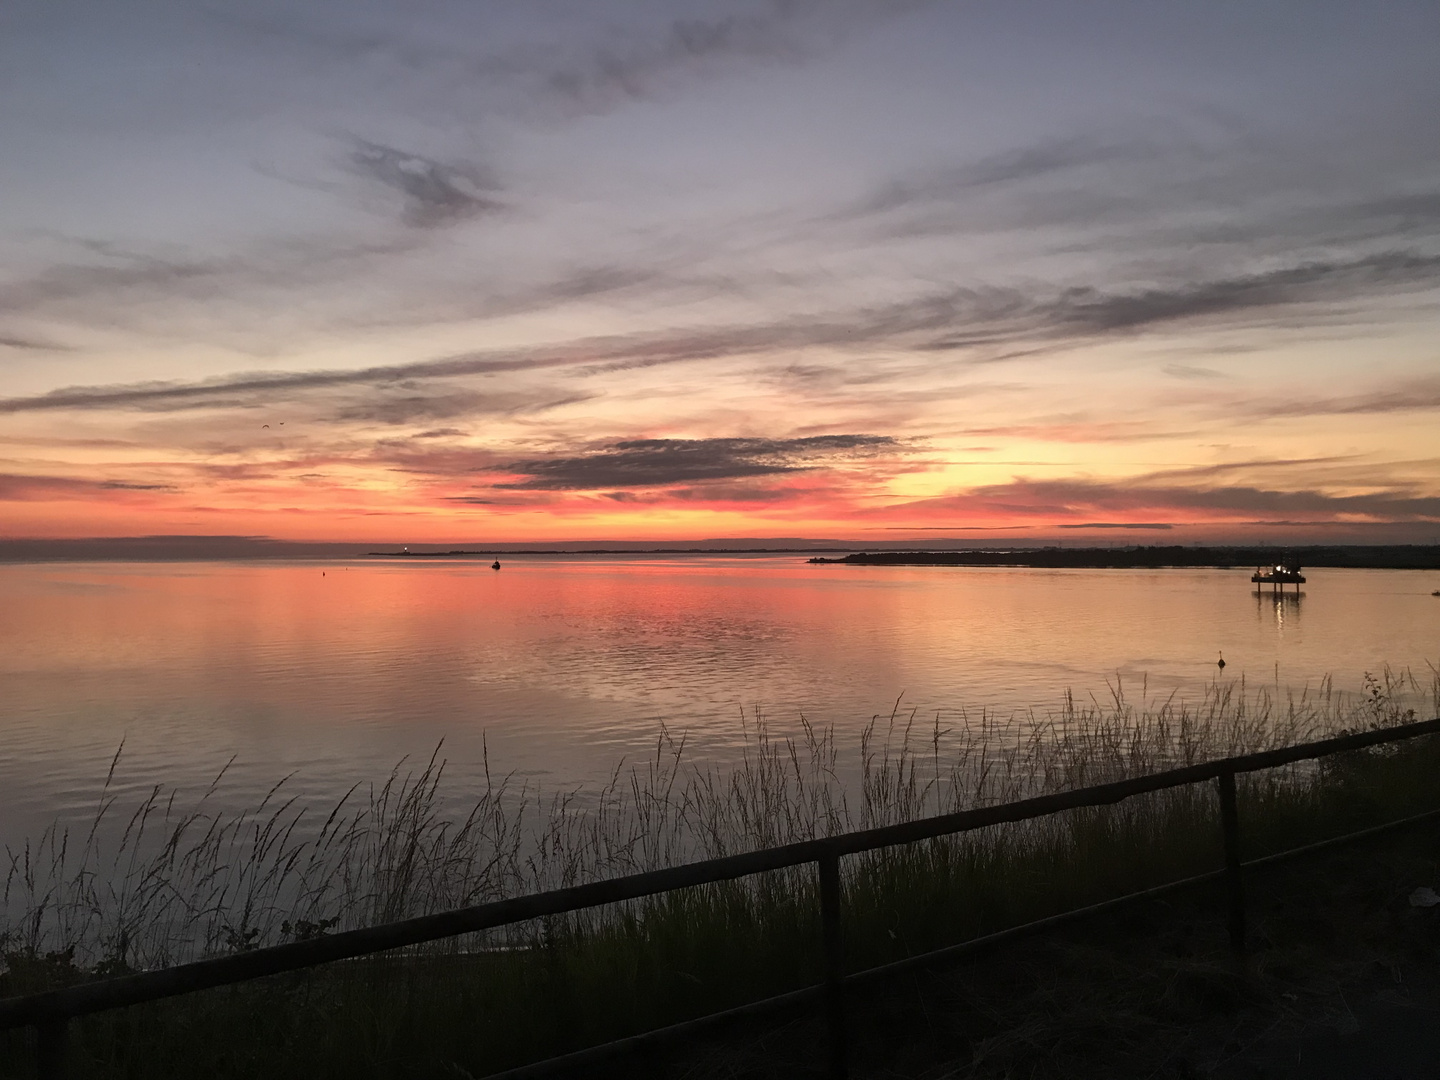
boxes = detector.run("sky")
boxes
[2,0,1438,545]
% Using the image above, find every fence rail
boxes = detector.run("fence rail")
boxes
[4,716,1439,1079]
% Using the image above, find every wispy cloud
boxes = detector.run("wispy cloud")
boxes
[1134,456,1365,483]
[956,419,1198,444]
[1049,252,1440,334]
[0,332,71,351]
[590,483,798,505]
[891,474,1440,525]
[0,236,416,341]
[228,1,930,124]
[751,250,1440,358]
[836,110,1440,272]
[1195,189,1440,252]
[0,473,175,501]
[0,348,595,414]
[331,388,591,426]
[851,133,1153,218]
[0,250,231,314]
[1242,375,1440,420]
[347,139,503,227]
[525,8,811,118]
[1056,521,1174,530]
[0,233,674,353]
[1163,363,1224,380]
[7,247,1438,422]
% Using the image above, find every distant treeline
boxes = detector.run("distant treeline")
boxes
[367,547,850,556]
[812,545,1440,570]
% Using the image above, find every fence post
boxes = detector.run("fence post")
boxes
[1217,770,1245,953]
[36,1018,69,1080]
[817,846,848,1080]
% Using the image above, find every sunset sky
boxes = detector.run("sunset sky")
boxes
[3,0,1438,544]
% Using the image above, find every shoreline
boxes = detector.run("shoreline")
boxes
[809,544,1440,571]
[4,540,1440,565]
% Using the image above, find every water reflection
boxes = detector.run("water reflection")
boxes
[1257,589,1303,633]
[0,559,1436,846]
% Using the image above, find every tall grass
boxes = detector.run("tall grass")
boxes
[2,667,1438,1077]
[4,667,1434,972]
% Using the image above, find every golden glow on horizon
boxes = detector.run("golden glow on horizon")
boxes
[5,347,1440,546]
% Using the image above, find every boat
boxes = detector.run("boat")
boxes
[1252,554,1305,593]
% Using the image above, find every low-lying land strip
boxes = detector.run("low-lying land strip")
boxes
[812,544,1440,570]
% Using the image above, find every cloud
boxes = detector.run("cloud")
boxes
[0,473,174,501]
[0,251,231,314]
[0,235,672,353]
[495,434,898,490]
[957,419,1198,444]
[770,250,1440,358]
[891,474,1440,524]
[530,10,810,118]
[348,139,502,227]
[6,247,1438,422]
[0,347,591,414]
[853,134,1150,217]
[233,1,928,124]
[1056,522,1174,530]
[0,315,882,415]
[1048,252,1440,334]
[836,108,1440,266]
[1242,375,1440,420]
[666,484,794,503]
[0,332,70,351]
[1135,456,1364,483]
[1163,363,1225,380]
[331,388,590,425]
[0,236,416,340]
[596,484,796,504]
[1214,189,1440,252]
[966,137,1147,188]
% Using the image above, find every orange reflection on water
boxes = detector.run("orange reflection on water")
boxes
[0,558,1436,846]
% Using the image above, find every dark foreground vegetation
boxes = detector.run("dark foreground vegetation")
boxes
[813,544,1440,570]
[2,672,1438,1078]
[653,820,1440,1079]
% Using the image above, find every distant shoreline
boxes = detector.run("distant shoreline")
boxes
[809,545,1440,570]
[365,547,853,557]
[2,538,1439,567]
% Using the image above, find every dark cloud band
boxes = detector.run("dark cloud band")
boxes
[496,434,897,490]
[894,475,1440,524]
[348,139,503,227]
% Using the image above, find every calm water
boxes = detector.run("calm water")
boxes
[1,556,1437,846]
